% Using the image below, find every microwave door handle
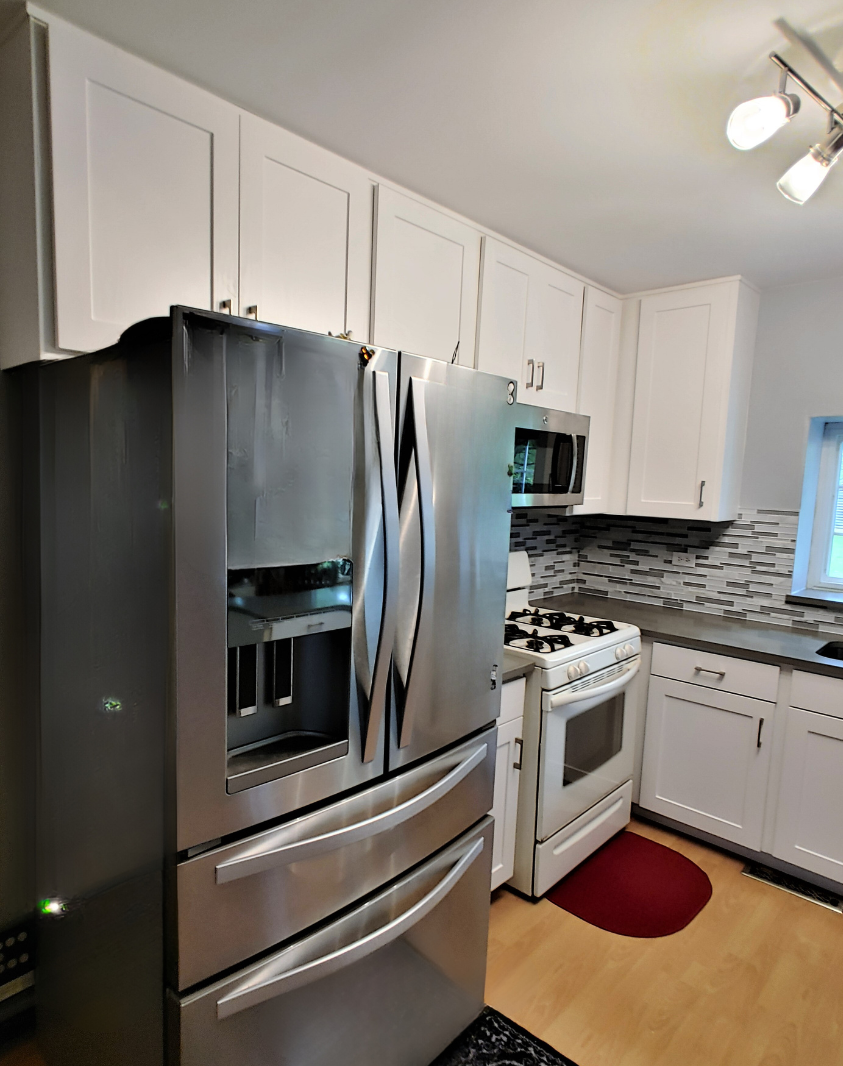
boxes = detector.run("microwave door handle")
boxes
[362,370,399,762]
[215,836,484,1019]
[399,378,436,748]
[568,433,579,494]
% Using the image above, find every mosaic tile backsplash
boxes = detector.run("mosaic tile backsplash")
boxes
[509,507,843,635]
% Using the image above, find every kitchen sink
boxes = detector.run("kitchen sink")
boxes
[816,641,843,661]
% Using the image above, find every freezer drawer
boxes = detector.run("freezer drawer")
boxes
[172,818,492,1066]
[174,728,495,989]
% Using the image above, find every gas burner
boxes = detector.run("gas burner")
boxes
[569,616,618,637]
[504,624,573,653]
[507,609,553,628]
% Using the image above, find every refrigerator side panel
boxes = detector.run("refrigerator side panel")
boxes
[32,339,172,1066]
[391,355,514,768]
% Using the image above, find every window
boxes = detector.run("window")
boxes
[791,419,843,602]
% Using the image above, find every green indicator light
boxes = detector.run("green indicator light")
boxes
[39,899,66,916]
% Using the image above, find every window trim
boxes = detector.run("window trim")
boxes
[791,417,843,605]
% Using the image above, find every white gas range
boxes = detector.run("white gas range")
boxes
[504,552,642,898]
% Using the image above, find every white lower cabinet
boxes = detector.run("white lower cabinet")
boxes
[640,675,773,850]
[773,699,843,883]
[491,677,525,890]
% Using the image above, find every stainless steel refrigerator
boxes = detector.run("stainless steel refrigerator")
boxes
[25,308,515,1066]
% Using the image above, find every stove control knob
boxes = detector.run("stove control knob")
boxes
[615,646,625,660]
[625,643,635,657]
[567,664,579,680]
[577,660,589,676]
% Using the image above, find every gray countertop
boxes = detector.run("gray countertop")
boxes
[501,656,534,684]
[540,593,843,678]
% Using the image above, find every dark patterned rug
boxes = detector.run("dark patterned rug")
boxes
[431,1007,579,1065]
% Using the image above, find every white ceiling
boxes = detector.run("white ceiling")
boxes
[18,0,843,292]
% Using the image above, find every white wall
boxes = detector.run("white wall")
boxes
[741,274,843,512]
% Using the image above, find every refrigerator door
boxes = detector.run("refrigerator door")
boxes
[173,819,492,1066]
[173,728,495,990]
[172,310,399,850]
[391,354,514,769]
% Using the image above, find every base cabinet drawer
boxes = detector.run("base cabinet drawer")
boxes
[640,676,772,850]
[651,643,779,702]
[175,730,494,989]
[772,706,843,882]
[172,821,492,1066]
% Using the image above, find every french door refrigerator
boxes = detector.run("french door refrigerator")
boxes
[26,308,515,1066]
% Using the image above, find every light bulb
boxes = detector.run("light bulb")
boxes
[777,126,843,204]
[727,93,800,150]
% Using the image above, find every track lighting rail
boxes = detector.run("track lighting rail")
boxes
[769,53,843,129]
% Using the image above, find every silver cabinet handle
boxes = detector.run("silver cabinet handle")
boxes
[218,299,232,313]
[536,361,545,390]
[215,836,485,1019]
[525,359,535,388]
[698,479,706,508]
[362,369,400,762]
[214,742,487,884]
[246,305,258,320]
[757,718,764,748]
[693,666,726,677]
[513,737,523,771]
[397,377,436,749]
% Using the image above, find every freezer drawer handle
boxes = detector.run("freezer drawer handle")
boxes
[214,742,488,883]
[544,659,640,710]
[215,836,485,1019]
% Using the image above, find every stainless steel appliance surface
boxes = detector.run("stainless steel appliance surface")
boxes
[27,309,513,1066]
[504,552,641,898]
[510,403,590,509]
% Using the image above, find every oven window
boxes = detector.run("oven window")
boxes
[563,693,624,785]
[513,429,583,495]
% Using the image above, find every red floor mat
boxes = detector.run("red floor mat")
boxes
[546,830,712,937]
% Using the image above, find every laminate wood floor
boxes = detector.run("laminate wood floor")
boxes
[487,817,843,1066]
[5,818,842,1066]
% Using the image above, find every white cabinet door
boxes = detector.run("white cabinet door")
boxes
[491,715,523,891]
[773,706,843,882]
[372,186,480,366]
[476,237,584,411]
[627,282,734,520]
[46,12,239,353]
[239,114,373,339]
[574,286,622,513]
[640,676,773,850]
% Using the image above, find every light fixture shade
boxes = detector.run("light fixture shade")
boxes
[776,149,833,203]
[777,126,843,203]
[727,93,800,150]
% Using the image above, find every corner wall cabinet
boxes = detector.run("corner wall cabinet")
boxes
[625,278,759,522]
[491,677,524,890]
[239,114,374,340]
[372,186,481,366]
[476,237,584,411]
[573,286,622,514]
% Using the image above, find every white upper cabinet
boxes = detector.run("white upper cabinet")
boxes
[626,278,759,522]
[372,186,481,365]
[46,11,240,353]
[239,114,373,339]
[476,237,584,411]
[574,286,622,514]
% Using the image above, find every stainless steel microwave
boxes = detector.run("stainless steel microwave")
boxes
[510,404,590,508]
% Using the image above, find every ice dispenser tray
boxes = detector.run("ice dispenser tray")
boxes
[226,560,352,793]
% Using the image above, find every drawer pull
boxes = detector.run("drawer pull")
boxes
[757,718,764,748]
[513,737,523,771]
[694,666,726,677]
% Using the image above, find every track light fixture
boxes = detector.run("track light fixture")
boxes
[727,51,843,204]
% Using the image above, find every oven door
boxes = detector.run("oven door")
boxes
[510,405,589,509]
[537,660,638,841]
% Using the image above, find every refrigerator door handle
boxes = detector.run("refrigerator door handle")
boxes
[361,369,400,762]
[214,836,485,1019]
[398,378,436,748]
[214,740,488,883]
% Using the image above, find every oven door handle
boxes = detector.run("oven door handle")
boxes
[543,659,640,712]
[214,836,484,1019]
